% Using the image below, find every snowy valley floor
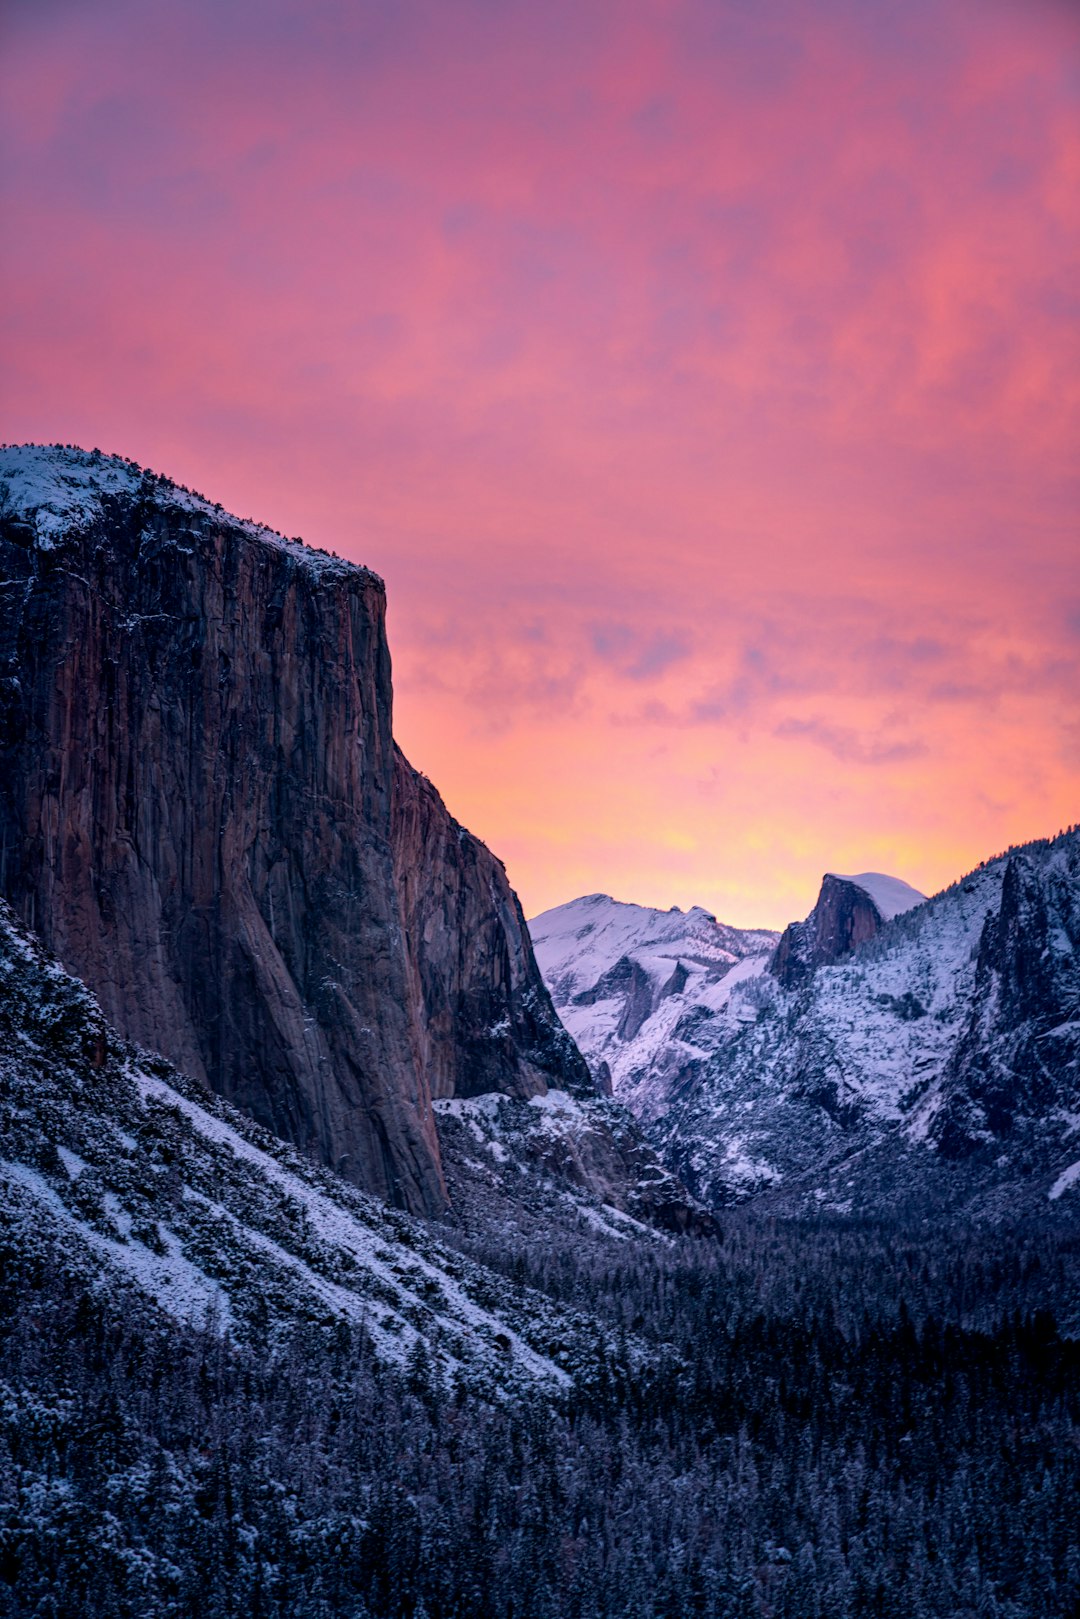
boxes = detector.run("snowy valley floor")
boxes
[2,871,1079,1617]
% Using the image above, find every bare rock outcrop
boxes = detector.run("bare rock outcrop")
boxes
[0,446,589,1215]
[771,874,891,990]
[391,747,593,1104]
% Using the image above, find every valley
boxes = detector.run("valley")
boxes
[0,445,1076,1618]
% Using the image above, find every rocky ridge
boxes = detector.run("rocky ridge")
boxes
[0,444,614,1220]
[653,832,1080,1215]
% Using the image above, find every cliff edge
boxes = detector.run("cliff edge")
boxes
[0,444,590,1215]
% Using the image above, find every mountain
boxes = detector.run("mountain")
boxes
[530,893,777,1122]
[651,832,1080,1215]
[0,444,670,1224]
[0,893,626,1391]
[532,849,1080,1220]
[770,870,925,988]
[1,453,1077,1619]
[8,878,1080,1619]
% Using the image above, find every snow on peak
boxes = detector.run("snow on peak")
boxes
[530,892,779,1124]
[530,893,769,996]
[0,444,142,545]
[0,443,367,580]
[827,871,926,922]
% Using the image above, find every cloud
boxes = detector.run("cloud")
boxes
[1,0,1076,919]
[773,717,927,766]
[589,620,692,679]
[627,631,691,680]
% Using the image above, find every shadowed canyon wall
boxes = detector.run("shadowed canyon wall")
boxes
[0,449,589,1214]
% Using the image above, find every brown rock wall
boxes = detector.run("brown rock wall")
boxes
[391,749,593,1103]
[770,874,885,989]
[0,477,586,1214]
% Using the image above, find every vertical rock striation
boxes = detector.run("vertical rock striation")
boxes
[0,446,589,1214]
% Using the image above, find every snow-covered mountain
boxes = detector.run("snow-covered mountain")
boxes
[530,894,778,1122]
[770,870,925,988]
[532,846,1080,1220]
[0,897,626,1393]
[653,831,1080,1216]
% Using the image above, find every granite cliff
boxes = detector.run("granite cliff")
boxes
[769,871,925,989]
[0,445,591,1216]
[391,750,590,1106]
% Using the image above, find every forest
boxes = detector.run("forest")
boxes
[2,1205,1078,1619]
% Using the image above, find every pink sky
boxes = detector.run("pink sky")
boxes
[2,0,1078,927]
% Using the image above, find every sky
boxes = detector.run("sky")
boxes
[2,0,1078,929]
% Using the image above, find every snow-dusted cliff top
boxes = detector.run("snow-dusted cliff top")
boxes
[0,443,371,583]
[829,871,926,921]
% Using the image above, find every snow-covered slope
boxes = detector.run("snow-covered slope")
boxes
[530,894,777,1123]
[655,830,1080,1216]
[433,1083,714,1241]
[0,899,616,1392]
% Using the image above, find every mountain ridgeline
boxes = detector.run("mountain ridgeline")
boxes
[0,445,594,1218]
[534,849,1080,1218]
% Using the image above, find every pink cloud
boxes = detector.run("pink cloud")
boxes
[1,0,1076,922]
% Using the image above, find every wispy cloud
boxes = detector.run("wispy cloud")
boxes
[773,717,927,767]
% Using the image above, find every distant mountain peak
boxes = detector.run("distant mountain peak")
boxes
[530,893,779,1124]
[826,871,926,922]
[771,870,926,990]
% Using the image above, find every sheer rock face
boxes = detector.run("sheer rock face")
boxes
[390,748,593,1106]
[770,875,885,989]
[0,447,587,1216]
[933,850,1080,1158]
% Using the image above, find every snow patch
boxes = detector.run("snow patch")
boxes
[0,444,366,583]
[1049,1160,1080,1201]
[135,1072,567,1384]
[1,1160,231,1329]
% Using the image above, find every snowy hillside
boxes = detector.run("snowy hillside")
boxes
[433,1084,714,1241]
[530,893,777,1122]
[655,830,1080,1214]
[0,899,611,1392]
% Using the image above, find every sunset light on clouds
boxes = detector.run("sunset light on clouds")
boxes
[2,0,1077,927]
